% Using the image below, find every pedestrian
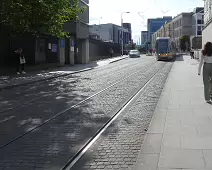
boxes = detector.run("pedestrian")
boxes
[110,48,114,57]
[198,42,212,103]
[190,47,194,59]
[15,48,26,75]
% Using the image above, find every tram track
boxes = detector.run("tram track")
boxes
[0,60,171,170]
[0,59,159,148]
[0,58,154,115]
[61,62,169,170]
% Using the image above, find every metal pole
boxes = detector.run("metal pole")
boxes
[121,13,123,56]
[121,12,130,56]
[98,17,102,40]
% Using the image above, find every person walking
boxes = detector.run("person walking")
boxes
[110,48,114,58]
[190,47,194,59]
[15,48,26,75]
[198,42,212,103]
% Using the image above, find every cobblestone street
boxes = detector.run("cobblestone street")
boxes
[0,56,173,169]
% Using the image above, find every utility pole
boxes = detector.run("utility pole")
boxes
[121,12,130,56]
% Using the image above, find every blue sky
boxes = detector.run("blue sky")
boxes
[89,0,204,43]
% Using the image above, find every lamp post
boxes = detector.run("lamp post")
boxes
[138,12,146,48]
[121,12,130,56]
[98,17,103,40]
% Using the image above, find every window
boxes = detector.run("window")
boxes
[197,31,202,35]
[197,20,203,24]
[198,26,202,31]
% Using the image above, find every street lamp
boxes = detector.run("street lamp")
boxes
[138,11,146,48]
[99,17,103,25]
[161,10,170,17]
[98,17,103,40]
[121,12,130,56]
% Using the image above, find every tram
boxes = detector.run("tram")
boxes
[155,37,176,61]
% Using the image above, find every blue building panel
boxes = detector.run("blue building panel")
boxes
[147,17,172,43]
[141,31,148,46]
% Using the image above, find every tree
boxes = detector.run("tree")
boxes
[132,43,136,49]
[180,35,190,51]
[0,0,85,37]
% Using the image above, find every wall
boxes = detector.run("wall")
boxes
[190,36,202,49]
[77,22,89,39]
[2,35,36,66]
[202,0,212,48]
[66,0,89,39]
[46,36,59,63]
[78,0,89,24]
[202,21,212,48]
[89,24,130,45]
[89,38,120,61]
[90,24,113,42]
[204,0,212,25]
[0,32,10,67]
[0,34,61,67]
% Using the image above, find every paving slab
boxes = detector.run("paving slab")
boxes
[134,55,212,170]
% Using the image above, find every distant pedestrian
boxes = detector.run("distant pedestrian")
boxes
[198,42,212,103]
[190,47,194,59]
[15,48,26,75]
[110,48,114,57]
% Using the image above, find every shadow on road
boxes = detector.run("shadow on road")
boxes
[175,55,184,61]
[0,80,117,169]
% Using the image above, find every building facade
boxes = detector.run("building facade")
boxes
[147,16,172,44]
[192,7,204,36]
[64,0,89,64]
[153,13,193,49]
[89,23,131,45]
[152,7,204,51]
[141,31,148,46]
[122,23,132,42]
[151,21,173,49]
[202,0,212,47]
[0,0,90,67]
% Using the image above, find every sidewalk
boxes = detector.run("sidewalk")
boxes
[135,55,212,170]
[0,56,128,90]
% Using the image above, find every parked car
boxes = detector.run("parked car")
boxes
[129,50,140,58]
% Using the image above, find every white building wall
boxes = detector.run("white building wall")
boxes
[202,23,212,47]
[202,0,212,48]
[204,0,212,24]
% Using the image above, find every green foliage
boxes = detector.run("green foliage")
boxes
[180,35,190,51]
[0,0,85,37]
[132,43,136,49]
[180,36,184,40]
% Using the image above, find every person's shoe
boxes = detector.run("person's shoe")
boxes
[21,71,26,74]
[17,72,20,75]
